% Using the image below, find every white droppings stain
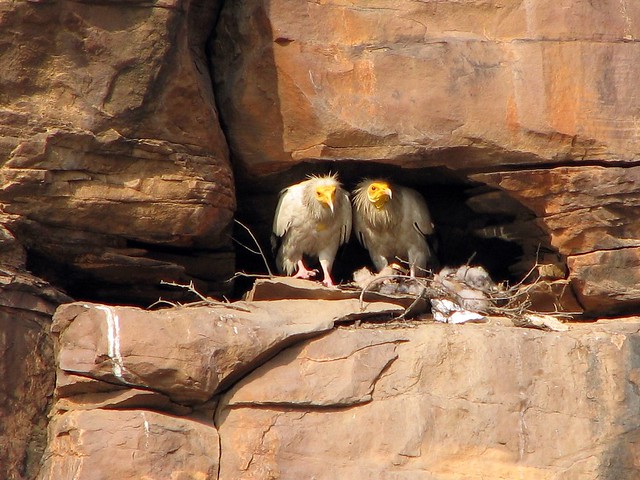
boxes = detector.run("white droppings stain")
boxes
[141,412,150,449]
[96,305,125,382]
[620,0,633,40]
[309,70,320,90]
[233,326,238,335]
[611,333,626,350]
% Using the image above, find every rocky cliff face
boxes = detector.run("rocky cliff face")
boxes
[213,0,640,315]
[35,285,640,479]
[0,0,234,306]
[3,0,640,478]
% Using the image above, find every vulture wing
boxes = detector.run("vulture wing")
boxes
[272,183,305,240]
[401,187,434,237]
[336,188,352,246]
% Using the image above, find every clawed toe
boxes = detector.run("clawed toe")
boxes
[293,269,318,280]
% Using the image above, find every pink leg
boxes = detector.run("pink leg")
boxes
[293,260,317,279]
[319,259,335,287]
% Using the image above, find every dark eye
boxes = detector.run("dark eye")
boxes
[371,185,377,191]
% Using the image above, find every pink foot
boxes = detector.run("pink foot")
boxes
[293,261,318,280]
[322,278,336,288]
[319,259,336,288]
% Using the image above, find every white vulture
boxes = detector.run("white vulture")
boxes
[352,179,434,277]
[272,174,352,287]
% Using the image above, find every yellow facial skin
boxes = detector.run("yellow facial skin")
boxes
[367,181,393,209]
[315,185,336,212]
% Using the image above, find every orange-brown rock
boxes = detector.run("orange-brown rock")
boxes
[38,292,404,479]
[51,300,338,404]
[217,319,640,479]
[213,0,640,314]
[0,268,70,480]
[32,283,640,480]
[213,0,640,174]
[568,248,640,314]
[473,166,640,314]
[0,0,234,304]
[222,328,408,408]
[38,409,219,480]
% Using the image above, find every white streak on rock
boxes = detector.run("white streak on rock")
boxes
[96,305,125,382]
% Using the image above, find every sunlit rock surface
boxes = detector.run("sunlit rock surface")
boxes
[217,319,640,479]
[0,0,234,304]
[33,283,640,480]
[213,0,640,314]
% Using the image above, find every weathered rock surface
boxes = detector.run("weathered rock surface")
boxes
[35,280,640,480]
[4,0,640,478]
[39,409,220,480]
[52,299,370,404]
[223,328,408,408]
[0,0,235,304]
[213,0,640,172]
[213,0,640,314]
[217,319,640,479]
[0,268,70,480]
[38,289,404,479]
[473,166,640,314]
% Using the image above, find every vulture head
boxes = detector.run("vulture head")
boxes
[313,182,337,213]
[365,180,393,209]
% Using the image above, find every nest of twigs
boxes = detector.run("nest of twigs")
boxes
[351,260,577,331]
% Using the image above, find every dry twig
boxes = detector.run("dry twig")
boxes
[233,219,274,276]
[156,280,251,312]
[354,258,577,328]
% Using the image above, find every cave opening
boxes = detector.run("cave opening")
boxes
[231,160,567,301]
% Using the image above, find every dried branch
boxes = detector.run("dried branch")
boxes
[158,280,251,312]
[225,271,274,283]
[233,219,274,276]
[161,280,209,301]
[395,282,427,321]
[356,272,443,321]
[147,298,180,309]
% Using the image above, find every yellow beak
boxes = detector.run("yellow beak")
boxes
[368,182,392,209]
[317,186,336,213]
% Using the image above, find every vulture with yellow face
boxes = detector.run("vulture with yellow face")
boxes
[352,179,434,277]
[272,174,352,287]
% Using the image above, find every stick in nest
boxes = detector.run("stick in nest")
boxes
[487,259,577,319]
[357,273,441,320]
[155,280,251,312]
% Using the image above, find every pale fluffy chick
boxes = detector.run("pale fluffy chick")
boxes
[272,174,352,287]
[352,179,434,277]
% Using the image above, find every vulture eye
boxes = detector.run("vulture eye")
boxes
[370,185,377,191]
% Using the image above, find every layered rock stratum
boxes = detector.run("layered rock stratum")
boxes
[3,0,640,478]
[35,282,640,479]
[0,0,234,305]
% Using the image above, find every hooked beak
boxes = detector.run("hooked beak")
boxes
[384,188,392,199]
[317,186,337,212]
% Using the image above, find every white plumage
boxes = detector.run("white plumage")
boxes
[272,174,352,287]
[352,179,434,277]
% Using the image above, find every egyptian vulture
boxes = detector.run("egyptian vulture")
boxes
[352,179,434,277]
[272,174,352,287]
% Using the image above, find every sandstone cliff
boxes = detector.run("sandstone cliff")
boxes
[2,0,640,478]
[0,0,235,306]
[35,283,640,479]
